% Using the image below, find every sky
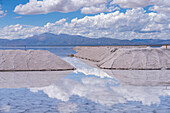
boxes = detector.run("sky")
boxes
[0,0,169,40]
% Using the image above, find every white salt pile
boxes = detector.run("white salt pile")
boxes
[74,46,147,62]
[161,45,170,49]
[99,48,170,70]
[0,50,74,71]
[74,46,114,62]
[74,46,170,70]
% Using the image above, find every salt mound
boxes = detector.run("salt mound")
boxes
[99,48,170,70]
[74,46,147,62]
[0,50,74,71]
[74,46,118,62]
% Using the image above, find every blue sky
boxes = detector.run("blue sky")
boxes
[0,0,129,27]
[0,0,86,27]
[0,0,169,40]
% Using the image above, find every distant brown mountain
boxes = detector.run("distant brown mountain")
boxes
[0,33,169,46]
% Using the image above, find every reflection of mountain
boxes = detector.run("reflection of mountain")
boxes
[0,71,72,88]
[30,76,170,106]
[104,70,170,86]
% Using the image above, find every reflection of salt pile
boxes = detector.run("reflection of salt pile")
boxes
[0,71,72,88]
[104,70,170,86]
[74,46,170,70]
[0,50,74,71]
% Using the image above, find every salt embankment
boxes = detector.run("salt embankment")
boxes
[74,46,115,62]
[0,50,74,71]
[74,46,170,70]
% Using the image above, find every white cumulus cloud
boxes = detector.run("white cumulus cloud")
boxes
[149,6,170,14]
[81,4,118,14]
[13,0,170,15]
[110,0,152,8]
[14,0,111,15]
[111,0,170,14]
[60,8,170,39]
[0,8,170,40]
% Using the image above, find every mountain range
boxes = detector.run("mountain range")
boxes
[0,33,169,46]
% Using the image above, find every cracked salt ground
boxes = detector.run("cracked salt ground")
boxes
[0,47,170,113]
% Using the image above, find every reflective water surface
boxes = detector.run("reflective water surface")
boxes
[0,47,170,113]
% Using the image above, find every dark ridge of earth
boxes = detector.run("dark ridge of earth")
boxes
[0,33,169,46]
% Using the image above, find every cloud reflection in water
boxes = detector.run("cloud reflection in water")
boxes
[30,73,170,106]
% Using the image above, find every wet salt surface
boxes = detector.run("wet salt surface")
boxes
[0,47,170,113]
